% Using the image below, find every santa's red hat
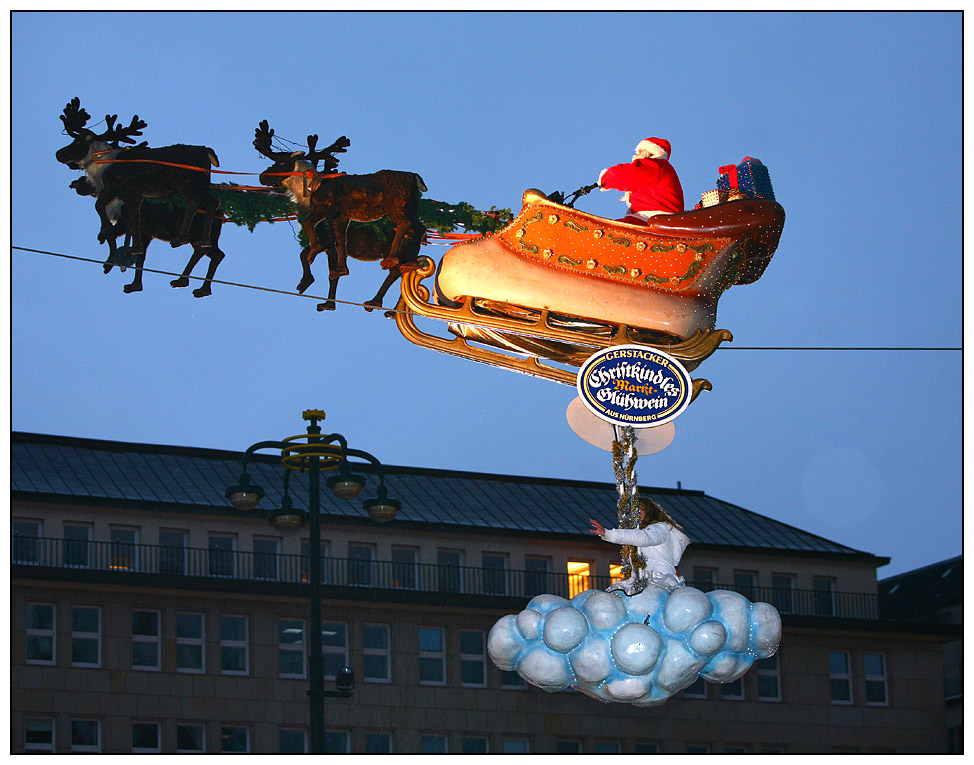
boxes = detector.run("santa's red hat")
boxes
[634,137,671,160]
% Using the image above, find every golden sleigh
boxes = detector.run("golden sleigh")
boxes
[395,189,785,391]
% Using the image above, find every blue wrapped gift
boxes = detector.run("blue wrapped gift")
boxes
[716,157,775,200]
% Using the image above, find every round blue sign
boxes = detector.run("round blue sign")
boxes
[576,345,693,428]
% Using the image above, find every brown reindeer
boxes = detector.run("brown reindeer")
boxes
[253,121,426,310]
[56,98,220,261]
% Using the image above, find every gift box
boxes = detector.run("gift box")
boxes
[716,157,775,200]
[699,188,749,208]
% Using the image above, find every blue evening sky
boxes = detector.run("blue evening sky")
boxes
[10,12,962,577]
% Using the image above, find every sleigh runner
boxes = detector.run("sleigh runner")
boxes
[395,189,785,386]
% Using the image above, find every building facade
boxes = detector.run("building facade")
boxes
[11,432,959,753]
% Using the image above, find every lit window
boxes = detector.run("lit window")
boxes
[324,730,349,753]
[13,520,42,565]
[609,562,625,585]
[279,728,307,753]
[829,650,853,704]
[71,719,101,752]
[814,578,835,616]
[72,605,101,667]
[460,629,486,687]
[253,537,280,581]
[365,732,393,753]
[131,610,161,670]
[321,622,349,680]
[176,724,205,753]
[25,603,56,665]
[220,726,249,753]
[771,574,795,614]
[132,722,160,753]
[757,653,781,701]
[110,526,139,571]
[462,736,489,753]
[482,553,508,595]
[437,549,464,593]
[348,544,374,587]
[363,623,391,683]
[220,615,249,675]
[24,717,55,752]
[419,627,446,685]
[159,529,188,575]
[864,652,888,706]
[176,612,205,673]
[391,546,418,589]
[279,619,305,678]
[421,735,448,753]
[208,534,236,578]
[567,561,591,598]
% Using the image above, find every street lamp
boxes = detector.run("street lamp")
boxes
[225,409,400,754]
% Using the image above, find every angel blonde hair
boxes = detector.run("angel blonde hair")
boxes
[638,496,683,531]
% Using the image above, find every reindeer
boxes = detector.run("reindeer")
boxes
[68,176,225,297]
[56,97,220,262]
[253,120,427,311]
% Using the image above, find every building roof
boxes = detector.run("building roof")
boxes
[11,431,883,562]
[878,555,963,621]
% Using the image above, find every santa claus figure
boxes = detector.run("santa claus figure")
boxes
[598,137,684,224]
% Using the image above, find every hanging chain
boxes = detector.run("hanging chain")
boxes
[612,425,645,577]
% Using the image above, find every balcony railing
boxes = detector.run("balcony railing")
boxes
[13,536,883,620]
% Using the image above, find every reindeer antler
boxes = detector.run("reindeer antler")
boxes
[305,134,350,173]
[60,97,92,137]
[254,119,293,161]
[99,114,147,146]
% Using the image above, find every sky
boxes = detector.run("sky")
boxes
[9,12,962,578]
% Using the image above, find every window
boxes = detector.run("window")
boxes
[421,735,448,753]
[324,730,349,753]
[693,567,717,591]
[733,570,756,600]
[365,732,393,753]
[132,722,161,753]
[132,610,161,670]
[501,669,526,689]
[771,574,795,613]
[279,728,307,753]
[720,676,744,700]
[64,523,91,568]
[683,675,707,698]
[596,741,621,753]
[176,724,205,753]
[279,619,306,678]
[391,546,418,589]
[757,653,781,701]
[567,560,591,598]
[176,612,205,673]
[686,744,710,753]
[221,615,249,675]
[24,717,55,752]
[462,736,489,753]
[321,622,349,680]
[419,627,446,685]
[71,719,101,752]
[110,526,139,571]
[437,549,464,593]
[864,652,888,705]
[524,556,550,595]
[482,552,508,595]
[72,605,101,667]
[635,741,661,753]
[814,577,835,616]
[364,623,391,683]
[829,650,853,704]
[348,543,374,586]
[503,738,529,753]
[300,538,329,583]
[253,537,280,581]
[13,520,42,565]
[25,603,56,664]
[209,534,236,577]
[724,745,749,753]
[220,726,249,753]
[556,740,582,753]
[609,562,625,586]
[159,529,187,575]
[460,629,487,687]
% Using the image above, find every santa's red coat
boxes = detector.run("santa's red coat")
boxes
[598,157,684,216]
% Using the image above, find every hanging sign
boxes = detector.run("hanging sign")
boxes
[576,345,693,428]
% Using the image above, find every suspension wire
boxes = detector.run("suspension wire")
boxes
[10,245,965,351]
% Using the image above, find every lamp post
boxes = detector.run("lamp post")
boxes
[225,409,400,754]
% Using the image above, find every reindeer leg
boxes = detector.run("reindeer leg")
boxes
[123,242,148,294]
[171,244,204,291]
[316,237,341,311]
[296,246,316,294]
[329,219,350,279]
[363,268,403,314]
[193,246,224,298]
[171,200,198,248]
